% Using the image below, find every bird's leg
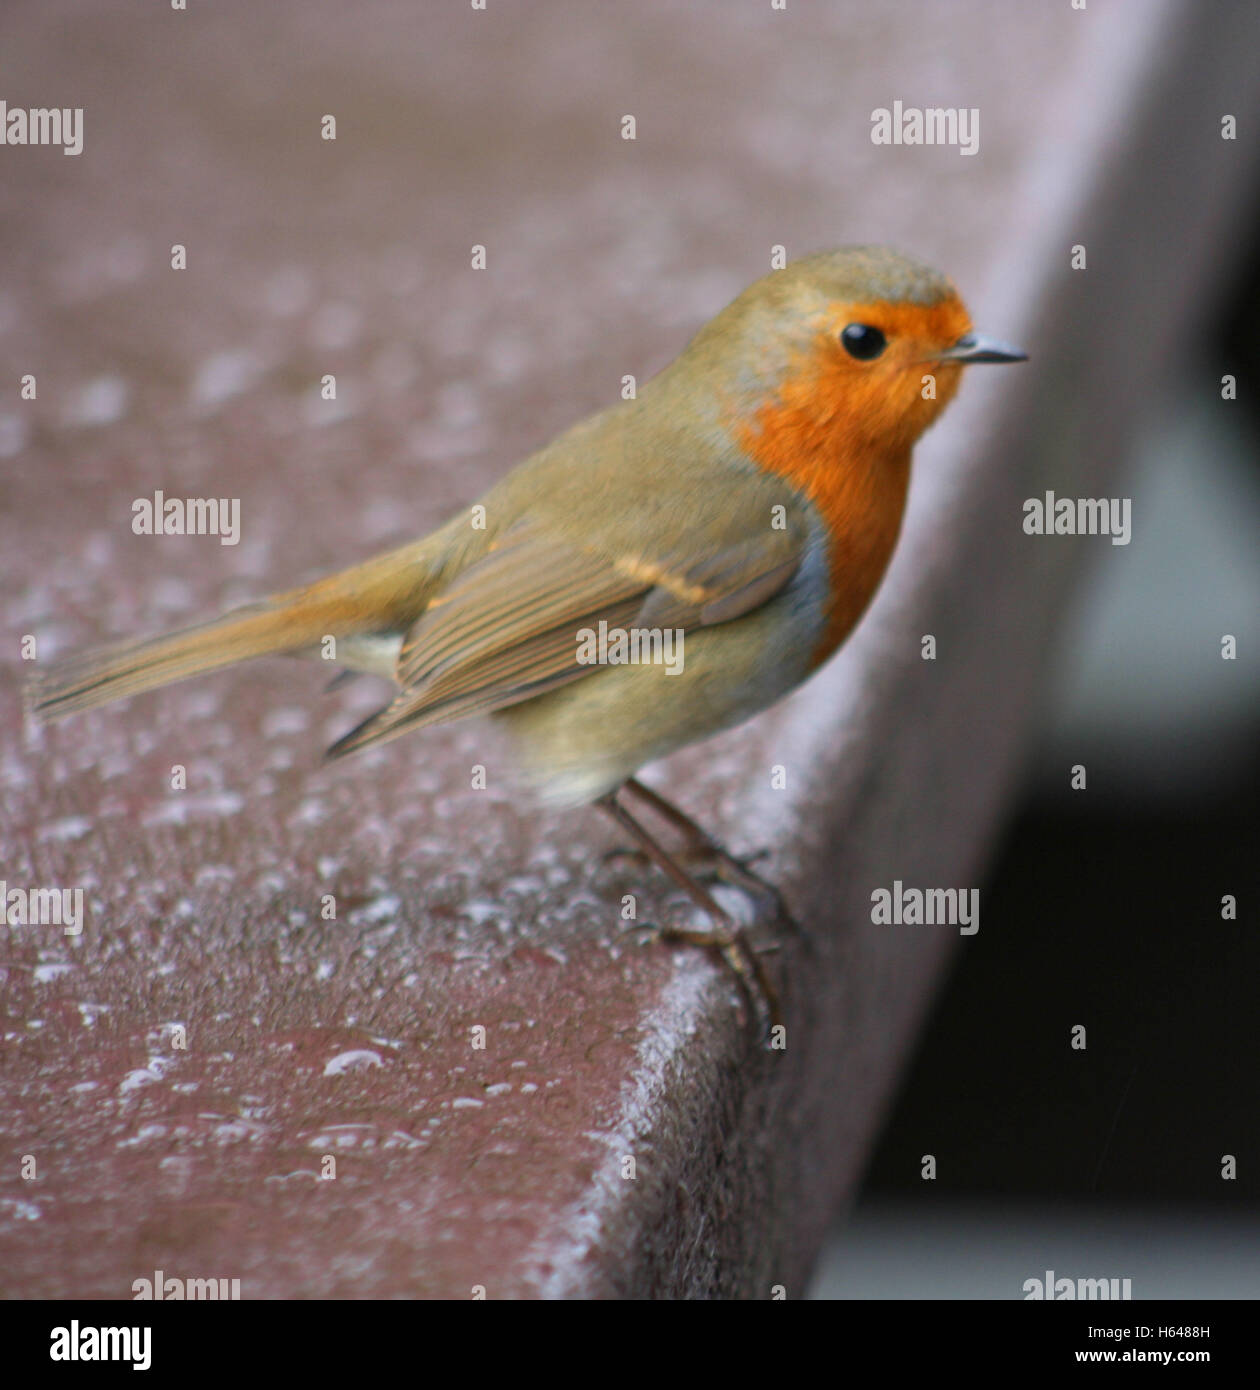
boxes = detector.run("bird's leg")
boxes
[620,777,795,927]
[623,775,722,845]
[598,790,780,1033]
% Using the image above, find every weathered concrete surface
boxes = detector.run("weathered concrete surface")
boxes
[1,0,1257,1297]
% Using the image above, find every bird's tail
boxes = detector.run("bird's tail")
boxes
[27,540,438,722]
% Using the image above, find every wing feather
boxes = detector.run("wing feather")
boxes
[326,499,809,760]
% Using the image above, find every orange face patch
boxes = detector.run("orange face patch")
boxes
[735,292,973,665]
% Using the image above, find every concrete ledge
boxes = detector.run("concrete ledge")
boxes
[2,0,1258,1297]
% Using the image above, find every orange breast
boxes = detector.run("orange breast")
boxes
[736,367,915,668]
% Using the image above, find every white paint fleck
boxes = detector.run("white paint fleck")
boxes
[262,706,309,737]
[64,375,129,427]
[192,349,261,407]
[119,1065,164,1096]
[323,1049,383,1077]
[0,1198,41,1222]
[33,963,75,983]
[141,792,244,826]
[349,894,400,925]
[37,815,93,843]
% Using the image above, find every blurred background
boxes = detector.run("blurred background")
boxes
[812,239,1260,1295]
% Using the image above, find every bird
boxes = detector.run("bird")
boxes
[28,245,1027,1029]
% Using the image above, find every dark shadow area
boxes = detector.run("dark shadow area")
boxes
[860,737,1260,1206]
[856,229,1260,1217]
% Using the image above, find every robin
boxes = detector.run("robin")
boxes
[29,246,1026,1029]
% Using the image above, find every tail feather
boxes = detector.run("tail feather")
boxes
[28,599,334,721]
[27,537,444,723]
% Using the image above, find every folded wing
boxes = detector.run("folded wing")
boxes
[326,507,806,759]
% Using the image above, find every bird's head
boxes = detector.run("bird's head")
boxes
[686,245,1026,466]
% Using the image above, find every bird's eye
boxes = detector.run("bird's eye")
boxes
[840,323,887,360]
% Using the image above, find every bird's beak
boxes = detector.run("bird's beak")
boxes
[937,332,1028,364]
